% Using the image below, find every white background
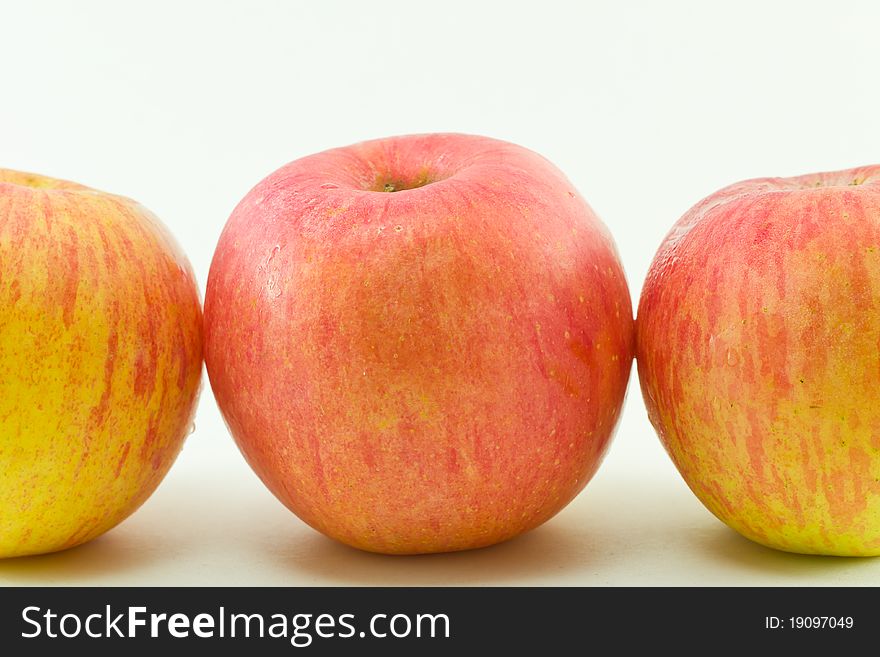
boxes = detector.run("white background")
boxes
[2,0,879,585]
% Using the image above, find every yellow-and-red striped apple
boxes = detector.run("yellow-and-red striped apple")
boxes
[205,133,633,554]
[637,165,880,555]
[0,169,203,558]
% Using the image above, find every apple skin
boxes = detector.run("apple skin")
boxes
[205,133,633,554]
[637,165,880,556]
[0,169,203,558]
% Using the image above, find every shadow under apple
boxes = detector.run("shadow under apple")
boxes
[0,533,163,585]
[273,519,609,586]
[695,525,871,581]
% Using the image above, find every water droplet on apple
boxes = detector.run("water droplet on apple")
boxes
[188,422,196,435]
[726,348,739,366]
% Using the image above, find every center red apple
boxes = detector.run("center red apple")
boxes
[204,133,633,554]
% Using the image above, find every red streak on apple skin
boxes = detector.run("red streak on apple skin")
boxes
[114,441,131,478]
[87,300,119,436]
[205,133,634,554]
[60,225,79,327]
[637,166,880,555]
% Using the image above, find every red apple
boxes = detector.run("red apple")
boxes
[0,169,203,557]
[205,133,633,554]
[637,165,880,555]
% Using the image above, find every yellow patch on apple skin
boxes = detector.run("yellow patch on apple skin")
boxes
[0,172,203,558]
[375,415,398,431]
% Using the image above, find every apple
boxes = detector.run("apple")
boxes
[0,169,203,558]
[637,165,880,556]
[205,133,633,554]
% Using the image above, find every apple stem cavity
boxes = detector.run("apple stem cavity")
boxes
[373,171,435,193]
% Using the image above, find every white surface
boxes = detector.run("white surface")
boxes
[2,0,880,586]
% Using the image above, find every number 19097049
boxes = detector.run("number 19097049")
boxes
[765,616,854,629]
[792,617,854,629]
